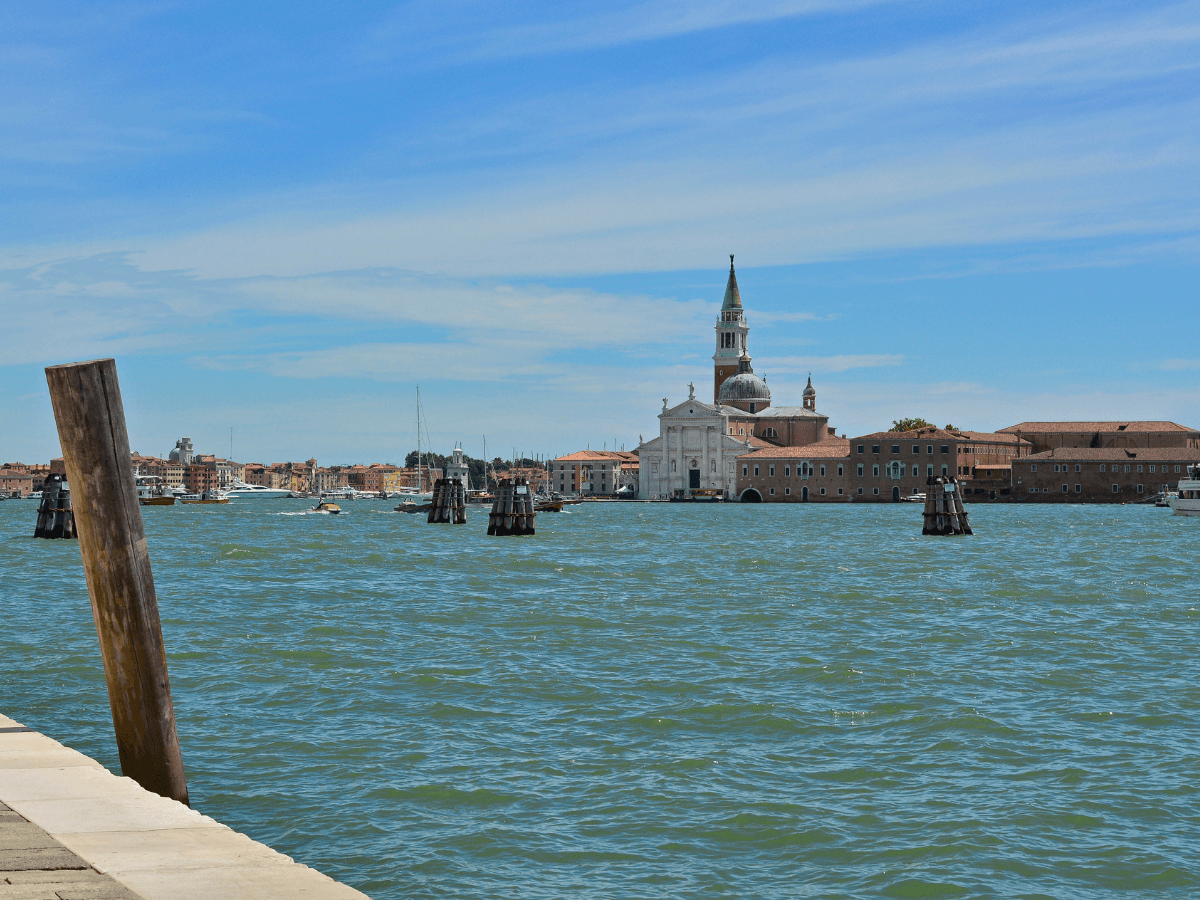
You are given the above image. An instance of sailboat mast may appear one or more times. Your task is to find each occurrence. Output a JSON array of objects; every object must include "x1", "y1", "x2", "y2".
[{"x1": 416, "y1": 385, "x2": 422, "y2": 495}]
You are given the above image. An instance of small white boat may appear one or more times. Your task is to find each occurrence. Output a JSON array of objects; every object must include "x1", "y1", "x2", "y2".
[
  {"x1": 136, "y1": 474, "x2": 175, "y2": 506},
  {"x1": 901, "y1": 492, "x2": 926, "y2": 503},
  {"x1": 1167, "y1": 464, "x2": 1200, "y2": 516},
  {"x1": 223, "y1": 481, "x2": 291, "y2": 500}
]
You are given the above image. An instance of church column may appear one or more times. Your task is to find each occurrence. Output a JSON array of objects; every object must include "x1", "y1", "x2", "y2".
[{"x1": 702, "y1": 425, "x2": 710, "y2": 490}]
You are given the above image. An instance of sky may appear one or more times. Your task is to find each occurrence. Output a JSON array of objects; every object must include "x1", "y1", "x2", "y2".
[{"x1": 2, "y1": 0, "x2": 1198, "y2": 465}]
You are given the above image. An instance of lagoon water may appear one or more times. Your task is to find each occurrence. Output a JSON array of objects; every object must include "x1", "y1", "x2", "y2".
[{"x1": 2, "y1": 498, "x2": 1199, "y2": 898}]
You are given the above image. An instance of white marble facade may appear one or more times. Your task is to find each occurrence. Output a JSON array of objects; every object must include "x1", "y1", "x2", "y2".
[{"x1": 637, "y1": 383, "x2": 752, "y2": 499}]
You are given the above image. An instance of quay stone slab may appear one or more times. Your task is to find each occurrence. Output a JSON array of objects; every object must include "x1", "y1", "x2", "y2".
[
  {"x1": 115, "y1": 861, "x2": 368, "y2": 900},
  {"x1": 58, "y1": 828, "x2": 293, "y2": 874},
  {"x1": 0, "y1": 714, "x2": 370, "y2": 899}
]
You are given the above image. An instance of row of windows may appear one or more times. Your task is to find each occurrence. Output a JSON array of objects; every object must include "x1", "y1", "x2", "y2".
[
  {"x1": 767, "y1": 486, "x2": 843, "y2": 496},
  {"x1": 1031, "y1": 463, "x2": 1185, "y2": 474},
  {"x1": 745, "y1": 462, "x2": 950, "y2": 478},
  {"x1": 1030, "y1": 484, "x2": 1159, "y2": 494},
  {"x1": 859, "y1": 444, "x2": 949, "y2": 455}
]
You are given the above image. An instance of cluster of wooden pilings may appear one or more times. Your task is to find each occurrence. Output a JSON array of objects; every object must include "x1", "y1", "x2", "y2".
[
  {"x1": 34, "y1": 474, "x2": 76, "y2": 539},
  {"x1": 487, "y1": 477, "x2": 536, "y2": 536},
  {"x1": 427, "y1": 478, "x2": 466, "y2": 524},
  {"x1": 922, "y1": 476, "x2": 973, "y2": 535}
]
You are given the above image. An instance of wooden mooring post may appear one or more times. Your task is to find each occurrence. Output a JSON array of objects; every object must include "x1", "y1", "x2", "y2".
[
  {"x1": 45, "y1": 358, "x2": 189, "y2": 805},
  {"x1": 427, "y1": 477, "x2": 466, "y2": 524},
  {"x1": 33, "y1": 473, "x2": 76, "y2": 539},
  {"x1": 922, "y1": 475, "x2": 973, "y2": 536},
  {"x1": 487, "y1": 477, "x2": 535, "y2": 536}
]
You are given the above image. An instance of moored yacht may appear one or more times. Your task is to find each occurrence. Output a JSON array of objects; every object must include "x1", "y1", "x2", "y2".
[
  {"x1": 224, "y1": 481, "x2": 292, "y2": 500},
  {"x1": 1167, "y1": 464, "x2": 1200, "y2": 516}
]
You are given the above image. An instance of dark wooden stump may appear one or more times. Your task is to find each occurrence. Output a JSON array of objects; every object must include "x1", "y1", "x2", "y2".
[
  {"x1": 922, "y1": 476, "x2": 973, "y2": 535},
  {"x1": 33, "y1": 474, "x2": 76, "y2": 539},
  {"x1": 427, "y1": 478, "x2": 467, "y2": 524},
  {"x1": 487, "y1": 477, "x2": 535, "y2": 536}
]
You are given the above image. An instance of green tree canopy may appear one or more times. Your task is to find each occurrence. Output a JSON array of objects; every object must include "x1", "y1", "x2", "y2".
[{"x1": 890, "y1": 417, "x2": 933, "y2": 432}]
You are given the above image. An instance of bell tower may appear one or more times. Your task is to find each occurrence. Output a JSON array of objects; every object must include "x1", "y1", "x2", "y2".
[{"x1": 712, "y1": 255, "x2": 749, "y2": 402}]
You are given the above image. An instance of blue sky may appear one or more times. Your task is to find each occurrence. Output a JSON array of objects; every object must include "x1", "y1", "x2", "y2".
[{"x1": 2, "y1": 0, "x2": 1198, "y2": 465}]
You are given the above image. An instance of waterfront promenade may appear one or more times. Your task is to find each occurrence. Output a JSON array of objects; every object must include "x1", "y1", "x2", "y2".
[{"x1": 1, "y1": 712, "x2": 366, "y2": 899}]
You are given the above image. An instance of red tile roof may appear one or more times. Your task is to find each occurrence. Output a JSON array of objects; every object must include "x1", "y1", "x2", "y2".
[
  {"x1": 739, "y1": 438, "x2": 851, "y2": 459},
  {"x1": 852, "y1": 428, "x2": 962, "y2": 441},
  {"x1": 1018, "y1": 448, "x2": 1200, "y2": 461},
  {"x1": 555, "y1": 450, "x2": 638, "y2": 462},
  {"x1": 1000, "y1": 421, "x2": 1197, "y2": 434}
]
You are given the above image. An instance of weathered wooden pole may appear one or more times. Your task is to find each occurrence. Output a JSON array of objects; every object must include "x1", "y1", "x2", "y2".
[{"x1": 45, "y1": 359, "x2": 189, "y2": 805}]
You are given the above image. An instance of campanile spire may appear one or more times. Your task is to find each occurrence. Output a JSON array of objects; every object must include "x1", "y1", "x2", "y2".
[{"x1": 713, "y1": 254, "x2": 749, "y2": 401}]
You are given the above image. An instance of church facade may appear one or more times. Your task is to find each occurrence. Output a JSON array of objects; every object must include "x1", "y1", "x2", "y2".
[{"x1": 637, "y1": 256, "x2": 842, "y2": 499}]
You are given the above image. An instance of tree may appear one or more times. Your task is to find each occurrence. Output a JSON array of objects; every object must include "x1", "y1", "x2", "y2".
[
  {"x1": 890, "y1": 418, "x2": 933, "y2": 432},
  {"x1": 943, "y1": 424, "x2": 960, "y2": 432}
]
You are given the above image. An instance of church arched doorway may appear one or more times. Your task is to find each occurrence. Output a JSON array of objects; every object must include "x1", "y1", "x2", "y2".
[
  {"x1": 892, "y1": 486, "x2": 900, "y2": 502},
  {"x1": 801, "y1": 486, "x2": 808, "y2": 502},
  {"x1": 688, "y1": 459, "x2": 700, "y2": 490},
  {"x1": 739, "y1": 488, "x2": 762, "y2": 503}
]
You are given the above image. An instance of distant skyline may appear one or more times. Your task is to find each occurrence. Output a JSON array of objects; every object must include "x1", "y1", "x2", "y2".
[{"x1": 2, "y1": 1, "x2": 1198, "y2": 464}]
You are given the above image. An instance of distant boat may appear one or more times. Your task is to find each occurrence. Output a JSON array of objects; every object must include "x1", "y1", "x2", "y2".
[
  {"x1": 1167, "y1": 464, "x2": 1200, "y2": 517},
  {"x1": 180, "y1": 490, "x2": 229, "y2": 504},
  {"x1": 312, "y1": 500, "x2": 342, "y2": 515},
  {"x1": 136, "y1": 474, "x2": 175, "y2": 506},
  {"x1": 535, "y1": 498, "x2": 564, "y2": 512},
  {"x1": 224, "y1": 481, "x2": 291, "y2": 500},
  {"x1": 395, "y1": 500, "x2": 432, "y2": 514}
]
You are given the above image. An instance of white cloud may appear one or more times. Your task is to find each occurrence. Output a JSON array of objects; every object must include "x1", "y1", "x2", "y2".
[{"x1": 756, "y1": 354, "x2": 904, "y2": 374}]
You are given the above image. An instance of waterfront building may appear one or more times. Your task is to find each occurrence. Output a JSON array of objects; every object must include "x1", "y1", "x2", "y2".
[
  {"x1": 444, "y1": 446, "x2": 471, "y2": 490},
  {"x1": 313, "y1": 467, "x2": 349, "y2": 493},
  {"x1": 732, "y1": 439, "x2": 852, "y2": 502},
  {"x1": 184, "y1": 462, "x2": 220, "y2": 493},
  {"x1": 551, "y1": 451, "x2": 638, "y2": 497},
  {"x1": 736, "y1": 427, "x2": 1035, "y2": 502},
  {"x1": 637, "y1": 256, "x2": 840, "y2": 499},
  {"x1": 0, "y1": 464, "x2": 34, "y2": 497},
  {"x1": 999, "y1": 421, "x2": 1200, "y2": 453},
  {"x1": 1012, "y1": 448, "x2": 1200, "y2": 502}
]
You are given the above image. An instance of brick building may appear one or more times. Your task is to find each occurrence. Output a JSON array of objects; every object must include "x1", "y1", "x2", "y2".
[
  {"x1": 551, "y1": 451, "x2": 637, "y2": 497},
  {"x1": 1, "y1": 464, "x2": 35, "y2": 497},
  {"x1": 1012, "y1": 448, "x2": 1200, "y2": 502},
  {"x1": 735, "y1": 427, "x2": 1032, "y2": 502},
  {"x1": 999, "y1": 421, "x2": 1200, "y2": 453}
]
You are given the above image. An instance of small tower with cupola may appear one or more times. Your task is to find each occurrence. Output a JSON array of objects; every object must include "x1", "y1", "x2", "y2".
[
  {"x1": 713, "y1": 255, "x2": 750, "y2": 402},
  {"x1": 803, "y1": 375, "x2": 816, "y2": 411}
]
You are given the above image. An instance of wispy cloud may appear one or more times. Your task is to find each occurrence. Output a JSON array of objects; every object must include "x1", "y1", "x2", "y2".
[
  {"x1": 1160, "y1": 358, "x2": 1200, "y2": 371},
  {"x1": 757, "y1": 354, "x2": 904, "y2": 374},
  {"x1": 360, "y1": 0, "x2": 895, "y2": 68}
]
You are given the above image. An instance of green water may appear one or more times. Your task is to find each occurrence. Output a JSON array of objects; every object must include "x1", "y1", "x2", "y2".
[{"x1": 2, "y1": 499, "x2": 1198, "y2": 898}]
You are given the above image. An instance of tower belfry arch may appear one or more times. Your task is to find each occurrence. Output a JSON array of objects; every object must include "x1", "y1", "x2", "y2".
[{"x1": 712, "y1": 254, "x2": 750, "y2": 402}]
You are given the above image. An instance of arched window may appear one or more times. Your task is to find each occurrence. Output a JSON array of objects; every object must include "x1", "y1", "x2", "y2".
[{"x1": 761, "y1": 427, "x2": 778, "y2": 439}]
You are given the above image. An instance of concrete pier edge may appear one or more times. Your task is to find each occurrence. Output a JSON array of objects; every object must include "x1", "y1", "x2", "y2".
[{"x1": 1, "y1": 712, "x2": 368, "y2": 899}]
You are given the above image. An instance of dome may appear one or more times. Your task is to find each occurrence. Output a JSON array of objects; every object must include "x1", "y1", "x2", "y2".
[
  {"x1": 719, "y1": 372, "x2": 771, "y2": 402},
  {"x1": 168, "y1": 447, "x2": 180, "y2": 462}
]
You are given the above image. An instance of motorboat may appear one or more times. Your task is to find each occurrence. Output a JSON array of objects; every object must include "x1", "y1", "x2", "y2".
[
  {"x1": 181, "y1": 490, "x2": 229, "y2": 504},
  {"x1": 136, "y1": 475, "x2": 175, "y2": 506},
  {"x1": 312, "y1": 500, "x2": 342, "y2": 514},
  {"x1": 1167, "y1": 465, "x2": 1200, "y2": 516},
  {"x1": 394, "y1": 499, "x2": 432, "y2": 514},
  {"x1": 223, "y1": 481, "x2": 291, "y2": 500}
]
